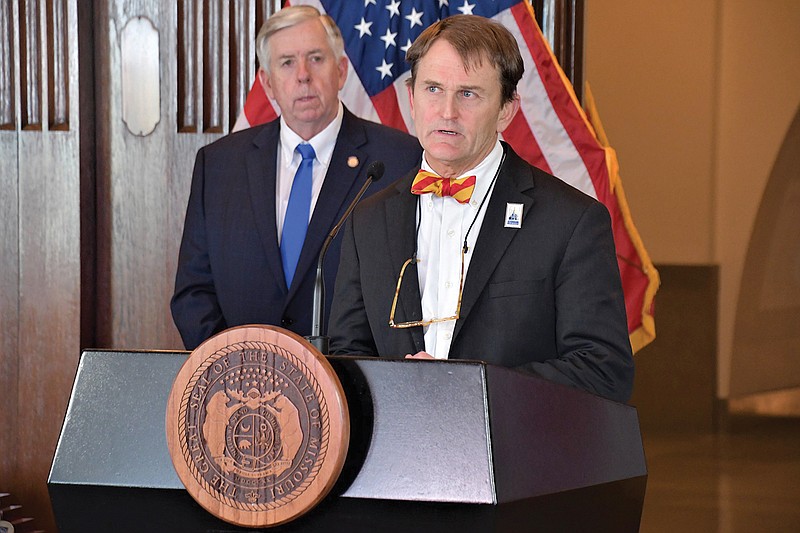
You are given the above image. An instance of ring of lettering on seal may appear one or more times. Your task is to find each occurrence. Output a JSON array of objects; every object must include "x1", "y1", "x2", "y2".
[{"x1": 166, "y1": 325, "x2": 349, "y2": 528}]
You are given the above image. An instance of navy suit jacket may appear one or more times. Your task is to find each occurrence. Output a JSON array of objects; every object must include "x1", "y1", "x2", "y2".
[
  {"x1": 171, "y1": 108, "x2": 422, "y2": 349},
  {"x1": 328, "y1": 143, "x2": 634, "y2": 403}
]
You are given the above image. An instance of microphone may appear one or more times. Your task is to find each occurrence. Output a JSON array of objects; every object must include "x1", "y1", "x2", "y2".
[{"x1": 306, "y1": 160, "x2": 385, "y2": 354}]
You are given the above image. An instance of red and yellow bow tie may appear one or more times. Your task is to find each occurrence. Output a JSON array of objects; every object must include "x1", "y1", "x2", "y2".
[{"x1": 410, "y1": 170, "x2": 476, "y2": 204}]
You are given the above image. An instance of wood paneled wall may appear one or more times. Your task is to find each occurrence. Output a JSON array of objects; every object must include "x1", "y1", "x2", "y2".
[
  {"x1": 0, "y1": 0, "x2": 86, "y2": 529},
  {"x1": 95, "y1": 0, "x2": 263, "y2": 351}
]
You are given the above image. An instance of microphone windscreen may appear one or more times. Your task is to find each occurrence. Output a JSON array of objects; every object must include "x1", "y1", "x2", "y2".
[{"x1": 366, "y1": 160, "x2": 385, "y2": 182}]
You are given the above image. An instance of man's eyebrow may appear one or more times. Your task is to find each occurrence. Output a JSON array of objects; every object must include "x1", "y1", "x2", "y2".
[
  {"x1": 420, "y1": 78, "x2": 484, "y2": 92},
  {"x1": 276, "y1": 48, "x2": 325, "y2": 60}
]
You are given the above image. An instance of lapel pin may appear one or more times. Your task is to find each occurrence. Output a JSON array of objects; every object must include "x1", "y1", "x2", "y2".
[
  {"x1": 347, "y1": 156, "x2": 359, "y2": 168},
  {"x1": 504, "y1": 203, "x2": 523, "y2": 229}
]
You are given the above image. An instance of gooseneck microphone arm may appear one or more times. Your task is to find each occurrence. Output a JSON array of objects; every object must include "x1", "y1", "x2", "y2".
[{"x1": 306, "y1": 160, "x2": 385, "y2": 354}]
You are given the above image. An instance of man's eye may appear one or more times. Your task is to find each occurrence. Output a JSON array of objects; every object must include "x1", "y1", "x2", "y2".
[
  {"x1": 426, "y1": 86, "x2": 439, "y2": 93},
  {"x1": 462, "y1": 90, "x2": 474, "y2": 98}
]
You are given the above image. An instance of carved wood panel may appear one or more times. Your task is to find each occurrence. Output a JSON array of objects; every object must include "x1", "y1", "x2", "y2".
[
  {"x1": 95, "y1": 0, "x2": 280, "y2": 352},
  {"x1": 0, "y1": 0, "x2": 20, "y2": 518},
  {"x1": 0, "y1": 1, "x2": 84, "y2": 531}
]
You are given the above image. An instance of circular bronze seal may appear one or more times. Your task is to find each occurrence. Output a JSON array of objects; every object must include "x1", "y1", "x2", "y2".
[{"x1": 166, "y1": 325, "x2": 349, "y2": 528}]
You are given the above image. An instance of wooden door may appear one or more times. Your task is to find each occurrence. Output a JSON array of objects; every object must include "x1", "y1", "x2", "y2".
[{"x1": 94, "y1": 0, "x2": 272, "y2": 351}]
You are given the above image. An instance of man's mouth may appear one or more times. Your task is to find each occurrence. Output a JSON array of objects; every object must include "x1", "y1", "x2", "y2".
[{"x1": 435, "y1": 129, "x2": 459, "y2": 136}]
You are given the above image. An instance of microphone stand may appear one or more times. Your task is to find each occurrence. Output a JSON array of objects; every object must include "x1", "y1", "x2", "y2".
[{"x1": 305, "y1": 161, "x2": 384, "y2": 354}]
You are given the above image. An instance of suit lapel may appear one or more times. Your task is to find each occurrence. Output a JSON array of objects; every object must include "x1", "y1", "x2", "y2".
[
  {"x1": 452, "y1": 148, "x2": 535, "y2": 341},
  {"x1": 288, "y1": 109, "x2": 367, "y2": 299},
  {"x1": 385, "y1": 171, "x2": 425, "y2": 349},
  {"x1": 246, "y1": 123, "x2": 286, "y2": 292}
]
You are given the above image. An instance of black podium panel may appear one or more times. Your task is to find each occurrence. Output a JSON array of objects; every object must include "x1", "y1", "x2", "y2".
[
  {"x1": 49, "y1": 350, "x2": 647, "y2": 530},
  {"x1": 485, "y1": 364, "x2": 646, "y2": 502},
  {"x1": 48, "y1": 477, "x2": 646, "y2": 533}
]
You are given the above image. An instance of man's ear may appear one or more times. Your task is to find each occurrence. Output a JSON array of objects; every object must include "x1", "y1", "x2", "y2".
[
  {"x1": 337, "y1": 56, "x2": 349, "y2": 90},
  {"x1": 497, "y1": 93, "x2": 521, "y2": 133},
  {"x1": 258, "y1": 68, "x2": 274, "y2": 100}
]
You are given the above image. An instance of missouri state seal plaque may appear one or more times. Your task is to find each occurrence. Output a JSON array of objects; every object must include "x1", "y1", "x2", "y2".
[{"x1": 166, "y1": 325, "x2": 349, "y2": 527}]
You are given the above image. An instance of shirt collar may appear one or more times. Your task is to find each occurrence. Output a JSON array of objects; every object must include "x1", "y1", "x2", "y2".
[
  {"x1": 278, "y1": 101, "x2": 344, "y2": 167},
  {"x1": 419, "y1": 139, "x2": 504, "y2": 206}
]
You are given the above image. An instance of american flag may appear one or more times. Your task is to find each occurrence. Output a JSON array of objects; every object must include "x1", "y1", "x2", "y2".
[{"x1": 235, "y1": 0, "x2": 659, "y2": 352}]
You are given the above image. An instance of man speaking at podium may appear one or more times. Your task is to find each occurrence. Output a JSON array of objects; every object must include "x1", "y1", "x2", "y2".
[
  {"x1": 171, "y1": 6, "x2": 421, "y2": 350},
  {"x1": 329, "y1": 15, "x2": 634, "y2": 404}
]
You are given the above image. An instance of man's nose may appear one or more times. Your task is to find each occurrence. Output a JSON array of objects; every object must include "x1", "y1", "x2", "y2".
[
  {"x1": 441, "y1": 94, "x2": 458, "y2": 119},
  {"x1": 297, "y1": 59, "x2": 311, "y2": 83}
]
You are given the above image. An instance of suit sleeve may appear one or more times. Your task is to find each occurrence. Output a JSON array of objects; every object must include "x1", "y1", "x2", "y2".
[
  {"x1": 328, "y1": 216, "x2": 380, "y2": 356},
  {"x1": 170, "y1": 148, "x2": 227, "y2": 350},
  {"x1": 519, "y1": 201, "x2": 634, "y2": 403}
]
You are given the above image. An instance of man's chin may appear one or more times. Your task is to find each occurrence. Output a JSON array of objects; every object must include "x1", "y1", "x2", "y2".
[
  {"x1": 285, "y1": 110, "x2": 324, "y2": 128},
  {"x1": 291, "y1": 105, "x2": 322, "y2": 118},
  {"x1": 423, "y1": 144, "x2": 464, "y2": 165}
]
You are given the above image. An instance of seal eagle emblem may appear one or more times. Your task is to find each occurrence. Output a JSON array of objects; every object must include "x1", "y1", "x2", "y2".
[{"x1": 166, "y1": 325, "x2": 349, "y2": 528}]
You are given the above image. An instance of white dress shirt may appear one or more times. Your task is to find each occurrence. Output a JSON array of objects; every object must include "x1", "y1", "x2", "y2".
[
  {"x1": 276, "y1": 102, "x2": 344, "y2": 244},
  {"x1": 416, "y1": 140, "x2": 505, "y2": 359}
]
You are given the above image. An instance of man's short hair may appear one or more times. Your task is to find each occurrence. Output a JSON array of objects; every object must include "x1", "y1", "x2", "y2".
[
  {"x1": 256, "y1": 5, "x2": 345, "y2": 73},
  {"x1": 406, "y1": 15, "x2": 524, "y2": 104}
]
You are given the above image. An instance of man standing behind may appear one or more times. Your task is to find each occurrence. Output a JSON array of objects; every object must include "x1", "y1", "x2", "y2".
[
  {"x1": 171, "y1": 6, "x2": 422, "y2": 350},
  {"x1": 329, "y1": 15, "x2": 634, "y2": 403}
]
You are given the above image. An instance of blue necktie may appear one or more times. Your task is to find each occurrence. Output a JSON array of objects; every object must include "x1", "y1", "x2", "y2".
[{"x1": 281, "y1": 143, "x2": 316, "y2": 289}]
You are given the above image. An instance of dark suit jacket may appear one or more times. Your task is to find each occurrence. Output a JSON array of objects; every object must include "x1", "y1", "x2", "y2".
[
  {"x1": 171, "y1": 108, "x2": 422, "y2": 350},
  {"x1": 329, "y1": 143, "x2": 634, "y2": 403}
]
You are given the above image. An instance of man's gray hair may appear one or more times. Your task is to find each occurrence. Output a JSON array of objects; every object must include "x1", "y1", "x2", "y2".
[{"x1": 256, "y1": 5, "x2": 345, "y2": 73}]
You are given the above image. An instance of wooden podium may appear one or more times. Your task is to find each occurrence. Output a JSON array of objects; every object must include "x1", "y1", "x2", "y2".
[{"x1": 49, "y1": 349, "x2": 646, "y2": 532}]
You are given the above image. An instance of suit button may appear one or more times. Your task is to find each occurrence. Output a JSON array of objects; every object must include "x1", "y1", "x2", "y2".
[{"x1": 281, "y1": 317, "x2": 294, "y2": 327}]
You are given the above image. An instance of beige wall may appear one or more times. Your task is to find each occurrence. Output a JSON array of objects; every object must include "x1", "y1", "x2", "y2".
[
  {"x1": 585, "y1": 0, "x2": 800, "y2": 398},
  {"x1": 586, "y1": 0, "x2": 719, "y2": 264}
]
